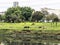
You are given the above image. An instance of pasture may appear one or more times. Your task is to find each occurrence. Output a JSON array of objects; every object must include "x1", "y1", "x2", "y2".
[{"x1": 0, "y1": 22, "x2": 60, "y2": 31}]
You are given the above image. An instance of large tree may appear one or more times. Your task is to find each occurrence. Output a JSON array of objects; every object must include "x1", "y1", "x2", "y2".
[
  {"x1": 31, "y1": 11, "x2": 44, "y2": 22},
  {"x1": 0, "y1": 15, "x2": 6, "y2": 22},
  {"x1": 21, "y1": 7, "x2": 34, "y2": 21},
  {"x1": 46, "y1": 13, "x2": 59, "y2": 26},
  {"x1": 46, "y1": 13, "x2": 59, "y2": 21},
  {"x1": 5, "y1": 7, "x2": 22, "y2": 23},
  {"x1": 41, "y1": 8, "x2": 49, "y2": 22},
  {"x1": 41, "y1": 8, "x2": 49, "y2": 15},
  {"x1": 53, "y1": 15, "x2": 59, "y2": 26},
  {"x1": 5, "y1": 6, "x2": 34, "y2": 22}
]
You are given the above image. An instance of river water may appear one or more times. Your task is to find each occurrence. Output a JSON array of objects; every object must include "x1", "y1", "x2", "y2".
[{"x1": 0, "y1": 30, "x2": 60, "y2": 45}]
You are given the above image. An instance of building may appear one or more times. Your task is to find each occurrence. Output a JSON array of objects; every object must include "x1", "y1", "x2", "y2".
[{"x1": 13, "y1": 1, "x2": 19, "y2": 7}]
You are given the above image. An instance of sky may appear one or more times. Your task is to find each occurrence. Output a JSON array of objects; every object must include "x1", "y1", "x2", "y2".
[{"x1": 0, "y1": 0, "x2": 60, "y2": 12}]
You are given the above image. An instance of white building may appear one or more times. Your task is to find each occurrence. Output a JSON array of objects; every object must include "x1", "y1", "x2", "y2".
[{"x1": 13, "y1": 1, "x2": 19, "y2": 7}]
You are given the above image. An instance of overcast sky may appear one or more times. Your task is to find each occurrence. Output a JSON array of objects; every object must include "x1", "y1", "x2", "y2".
[{"x1": 0, "y1": 0, "x2": 60, "y2": 12}]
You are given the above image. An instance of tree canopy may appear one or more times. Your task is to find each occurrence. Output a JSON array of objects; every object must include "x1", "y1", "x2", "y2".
[
  {"x1": 5, "y1": 6, "x2": 34, "y2": 22},
  {"x1": 0, "y1": 6, "x2": 59, "y2": 23},
  {"x1": 31, "y1": 11, "x2": 44, "y2": 22}
]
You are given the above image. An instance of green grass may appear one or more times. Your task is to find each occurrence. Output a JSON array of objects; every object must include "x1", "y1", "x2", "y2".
[{"x1": 0, "y1": 22, "x2": 60, "y2": 31}]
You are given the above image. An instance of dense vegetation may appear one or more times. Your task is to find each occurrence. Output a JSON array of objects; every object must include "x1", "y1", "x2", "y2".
[
  {"x1": 0, "y1": 6, "x2": 59, "y2": 23},
  {"x1": 0, "y1": 6, "x2": 60, "y2": 45}
]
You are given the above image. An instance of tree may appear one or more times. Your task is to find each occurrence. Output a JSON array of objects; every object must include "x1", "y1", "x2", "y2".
[
  {"x1": 46, "y1": 13, "x2": 58, "y2": 22},
  {"x1": 53, "y1": 17, "x2": 59, "y2": 26},
  {"x1": 21, "y1": 7, "x2": 34, "y2": 21},
  {"x1": 41, "y1": 8, "x2": 49, "y2": 15},
  {"x1": 0, "y1": 15, "x2": 6, "y2": 22},
  {"x1": 5, "y1": 6, "x2": 34, "y2": 22},
  {"x1": 0, "y1": 15, "x2": 2, "y2": 21},
  {"x1": 41, "y1": 8, "x2": 49, "y2": 21},
  {"x1": 46, "y1": 15, "x2": 52, "y2": 22},
  {"x1": 5, "y1": 7, "x2": 22, "y2": 23},
  {"x1": 31, "y1": 11, "x2": 44, "y2": 22},
  {"x1": 50, "y1": 13, "x2": 58, "y2": 22},
  {"x1": 46, "y1": 13, "x2": 59, "y2": 26}
]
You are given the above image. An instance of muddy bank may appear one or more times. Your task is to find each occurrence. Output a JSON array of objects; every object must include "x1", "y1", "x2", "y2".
[{"x1": 0, "y1": 30, "x2": 60, "y2": 45}]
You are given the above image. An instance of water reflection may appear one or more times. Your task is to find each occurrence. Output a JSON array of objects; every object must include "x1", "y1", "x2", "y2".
[{"x1": 0, "y1": 30, "x2": 60, "y2": 45}]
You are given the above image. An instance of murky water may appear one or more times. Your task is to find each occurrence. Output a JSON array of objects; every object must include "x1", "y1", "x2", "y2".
[{"x1": 0, "y1": 30, "x2": 60, "y2": 45}]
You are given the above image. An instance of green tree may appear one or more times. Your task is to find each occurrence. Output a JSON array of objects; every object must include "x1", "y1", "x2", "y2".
[
  {"x1": 46, "y1": 13, "x2": 59, "y2": 26},
  {"x1": 46, "y1": 15, "x2": 51, "y2": 22},
  {"x1": 21, "y1": 7, "x2": 34, "y2": 21},
  {"x1": 41, "y1": 8, "x2": 49, "y2": 22},
  {"x1": 31, "y1": 11, "x2": 44, "y2": 22},
  {"x1": 0, "y1": 15, "x2": 6, "y2": 22},
  {"x1": 5, "y1": 7, "x2": 34, "y2": 22},
  {"x1": 53, "y1": 17, "x2": 59, "y2": 26},
  {"x1": 5, "y1": 7, "x2": 22, "y2": 23},
  {"x1": 46, "y1": 13, "x2": 58, "y2": 21},
  {"x1": 0, "y1": 15, "x2": 2, "y2": 21},
  {"x1": 41, "y1": 8, "x2": 49, "y2": 15}
]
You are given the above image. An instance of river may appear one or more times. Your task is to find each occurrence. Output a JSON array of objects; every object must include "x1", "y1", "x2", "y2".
[{"x1": 0, "y1": 29, "x2": 60, "y2": 45}]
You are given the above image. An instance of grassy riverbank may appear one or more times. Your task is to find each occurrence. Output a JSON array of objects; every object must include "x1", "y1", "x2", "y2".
[{"x1": 0, "y1": 22, "x2": 60, "y2": 30}]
